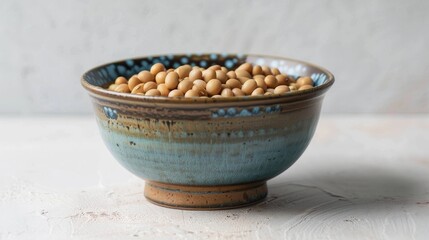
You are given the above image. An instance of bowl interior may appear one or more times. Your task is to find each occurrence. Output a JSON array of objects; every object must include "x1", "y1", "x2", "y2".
[{"x1": 82, "y1": 53, "x2": 333, "y2": 90}]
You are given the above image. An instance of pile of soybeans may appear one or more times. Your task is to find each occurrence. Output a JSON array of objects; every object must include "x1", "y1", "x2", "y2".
[{"x1": 106, "y1": 63, "x2": 314, "y2": 98}]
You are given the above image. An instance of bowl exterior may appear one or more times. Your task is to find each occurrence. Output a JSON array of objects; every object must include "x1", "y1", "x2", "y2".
[
  {"x1": 91, "y1": 95, "x2": 323, "y2": 185},
  {"x1": 82, "y1": 54, "x2": 334, "y2": 186}
]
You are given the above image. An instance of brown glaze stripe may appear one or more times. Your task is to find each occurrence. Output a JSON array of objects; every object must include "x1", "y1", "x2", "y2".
[
  {"x1": 92, "y1": 98, "x2": 212, "y2": 120},
  {"x1": 85, "y1": 86, "x2": 331, "y2": 110},
  {"x1": 91, "y1": 94, "x2": 325, "y2": 120}
]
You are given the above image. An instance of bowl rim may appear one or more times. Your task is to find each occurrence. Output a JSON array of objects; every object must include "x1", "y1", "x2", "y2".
[{"x1": 81, "y1": 53, "x2": 335, "y2": 104}]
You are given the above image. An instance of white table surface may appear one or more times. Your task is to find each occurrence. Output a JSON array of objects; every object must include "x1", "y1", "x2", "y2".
[{"x1": 1, "y1": 114, "x2": 428, "y2": 240}]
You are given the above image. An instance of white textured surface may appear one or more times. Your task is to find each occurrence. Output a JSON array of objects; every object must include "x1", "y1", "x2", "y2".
[
  {"x1": 1, "y1": 0, "x2": 429, "y2": 114},
  {"x1": 1, "y1": 114, "x2": 429, "y2": 239}
]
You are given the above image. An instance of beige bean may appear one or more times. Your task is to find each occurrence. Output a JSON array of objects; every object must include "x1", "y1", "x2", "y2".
[
  {"x1": 150, "y1": 63, "x2": 165, "y2": 75},
  {"x1": 108, "y1": 84, "x2": 118, "y2": 91},
  {"x1": 157, "y1": 84, "x2": 170, "y2": 96},
  {"x1": 262, "y1": 66, "x2": 272, "y2": 75},
  {"x1": 221, "y1": 66, "x2": 228, "y2": 73},
  {"x1": 175, "y1": 65, "x2": 192, "y2": 79},
  {"x1": 115, "y1": 76, "x2": 128, "y2": 85},
  {"x1": 253, "y1": 74, "x2": 265, "y2": 81},
  {"x1": 193, "y1": 79, "x2": 207, "y2": 89},
  {"x1": 208, "y1": 65, "x2": 221, "y2": 71},
  {"x1": 211, "y1": 95, "x2": 222, "y2": 98},
  {"x1": 225, "y1": 79, "x2": 241, "y2": 89},
  {"x1": 235, "y1": 69, "x2": 252, "y2": 78},
  {"x1": 221, "y1": 88, "x2": 234, "y2": 97},
  {"x1": 254, "y1": 77, "x2": 267, "y2": 91},
  {"x1": 232, "y1": 88, "x2": 245, "y2": 96},
  {"x1": 177, "y1": 79, "x2": 193, "y2": 93},
  {"x1": 165, "y1": 72, "x2": 179, "y2": 90},
  {"x1": 289, "y1": 85, "x2": 298, "y2": 91},
  {"x1": 206, "y1": 79, "x2": 222, "y2": 96},
  {"x1": 155, "y1": 71, "x2": 167, "y2": 84},
  {"x1": 299, "y1": 85, "x2": 314, "y2": 90},
  {"x1": 297, "y1": 77, "x2": 314, "y2": 87},
  {"x1": 251, "y1": 87, "x2": 265, "y2": 96},
  {"x1": 192, "y1": 85, "x2": 207, "y2": 96},
  {"x1": 168, "y1": 89, "x2": 184, "y2": 97},
  {"x1": 276, "y1": 74, "x2": 288, "y2": 85},
  {"x1": 236, "y1": 63, "x2": 253, "y2": 73},
  {"x1": 202, "y1": 69, "x2": 216, "y2": 82},
  {"x1": 184, "y1": 89, "x2": 200, "y2": 98},
  {"x1": 115, "y1": 84, "x2": 131, "y2": 93},
  {"x1": 252, "y1": 65, "x2": 263, "y2": 75},
  {"x1": 143, "y1": 82, "x2": 158, "y2": 93},
  {"x1": 216, "y1": 70, "x2": 228, "y2": 83},
  {"x1": 241, "y1": 79, "x2": 257, "y2": 95},
  {"x1": 128, "y1": 76, "x2": 142, "y2": 91},
  {"x1": 145, "y1": 89, "x2": 161, "y2": 96},
  {"x1": 289, "y1": 83, "x2": 299, "y2": 89},
  {"x1": 271, "y1": 67, "x2": 280, "y2": 75},
  {"x1": 189, "y1": 69, "x2": 203, "y2": 81},
  {"x1": 226, "y1": 71, "x2": 237, "y2": 79},
  {"x1": 266, "y1": 88, "x2": 275, "y2": 93},
  {"x1": 131, "y1": 83, "x2": 145, "y2": 94},
  {"x1": 264, "y1": 91, "x2": 273, "y2": 96},
  {"x1": 274, "y1": 85, "x2": 290, "y2": 94},
  {"x1": 137, "y1": 70, "x2": 155, "y2": 83},
  {"x1": 264, "y1": 75, "x2": 278, "y2": 88}
]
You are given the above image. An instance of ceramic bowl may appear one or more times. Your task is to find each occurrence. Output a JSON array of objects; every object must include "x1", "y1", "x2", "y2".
[{"x1": 81, "y1": 53, "x2": 334, "y2": 210}]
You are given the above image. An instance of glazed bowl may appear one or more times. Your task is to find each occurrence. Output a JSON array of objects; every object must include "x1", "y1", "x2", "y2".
[{"x1": 81, "y1": 53, "x2": 334, "y2": 210}]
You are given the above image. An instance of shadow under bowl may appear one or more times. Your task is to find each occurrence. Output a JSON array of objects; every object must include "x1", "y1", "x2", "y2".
[{"x1": 81, "y1": 53, "x2": 334, "y2": 210}]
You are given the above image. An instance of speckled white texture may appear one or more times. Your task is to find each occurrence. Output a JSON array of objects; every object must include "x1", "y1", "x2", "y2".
[
  {"x1": 1, "y1": 115, "x2": 429, "y2": 239},
  {"x1": 0, "y1": 0, "x2": 428, "y2": 114}
]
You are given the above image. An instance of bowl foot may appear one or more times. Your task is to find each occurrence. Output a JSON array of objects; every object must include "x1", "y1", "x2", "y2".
[{"x1": 144, "y1": 181, "x2": 267, "y2": 210}]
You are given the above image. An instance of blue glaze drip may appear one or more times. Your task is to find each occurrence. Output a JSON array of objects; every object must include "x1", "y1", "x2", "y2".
[
  {"x1": 103, "y1": 107, "x2": 118, "y2": 120},
  {"x1": 227, "y1": 108, "x2": 237, "y2": 116},
  {"x1": 125, "y1": 59, "x2": 134, "y2": 66},
  {"x1": 239, "y1": 109, "x2": 252, "y2": 117},
  {"x1": 117, "y1": 65, "x2": 126, "y2": 75},
  {"x1": 106, "y1": 65, "x2": 117, "y2": 79},
  {"x1": 180, "y1": 57, "x2": 189, "y2": 64},
  {"x1": 225, "y1": 60, "x2": 233, "y2": 68},
  {"x1": 252, "y1": 107, "x2": 260, "y2": 115},
  {"x1": 200, "y1": 60, "x2": 207, "y2": 67},
  {"x1": 217, "y1": 109, "x2": 226, "y2": 116}
]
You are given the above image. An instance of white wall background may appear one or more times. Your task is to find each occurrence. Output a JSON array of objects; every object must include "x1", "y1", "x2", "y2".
[{"x1": 1, "y1": 0, "x2": 428, "y2": 114}]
